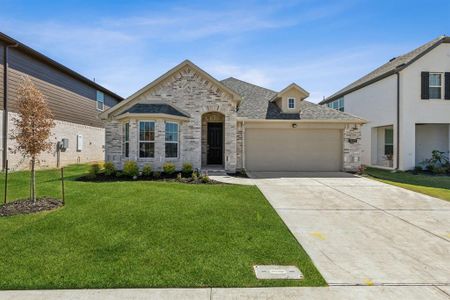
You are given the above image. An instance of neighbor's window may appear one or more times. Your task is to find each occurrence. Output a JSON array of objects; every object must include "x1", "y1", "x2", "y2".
[
  {"x1": 96, "y1": 91, "x2": 105, "y2": 111},
  {"x1": 328, "y1": 97, "x2": 344, "y2": 111},
  {"x1": 429, "y1": 73, "x2": 442, "y2": 99},
  {"x1": 165, "y1": 122, "x2": 179, "y2": 158},
  {"x1": 139, "y1": 121, "x2": 155, "y2": 158},
  {"x1": 123, "y1": 122, "x2": 129, "y2": 158},
  {"x1": 288, "y1": 98, "x2": 295, "y2": 109},
  {"x1": 384, "y1": 128, "x2": 394, "y2": 156}
]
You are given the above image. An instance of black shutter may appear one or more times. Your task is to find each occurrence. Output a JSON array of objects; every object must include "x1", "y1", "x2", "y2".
[
  {"x1": 445, "y1": 72, "x2": 450, "y2": 100},
  {"x1": 421, "y1": 72, "x2": 429, "y2": 100}
]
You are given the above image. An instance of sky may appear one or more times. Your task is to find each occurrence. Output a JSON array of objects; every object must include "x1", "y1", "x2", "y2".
[{"x1": 1, "y1": 0, "x2": 449, "y2": 102}]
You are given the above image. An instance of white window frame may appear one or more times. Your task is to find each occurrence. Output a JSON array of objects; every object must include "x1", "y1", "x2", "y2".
[
  {"x1": 96, "y1": 91, "x2": 105, "y2": 111},
  {"x1": 429, "y1": 72, "x2": 443, "y2": 99},
  {"x1": 287, "y1": 97, "x2": 296, "y2": 109},
  {"x1": 138, "y1": 120, "x2": 155, "y2": 159},
  {"x1": 122, "y1": 122, "x2": 130, "y2": 158},
  {"x1": 165, "y1": 121, "x2": 179, "y2": 159},
  {"x1": 329, "y1": 97, "x2": 344, "y2": 112}
]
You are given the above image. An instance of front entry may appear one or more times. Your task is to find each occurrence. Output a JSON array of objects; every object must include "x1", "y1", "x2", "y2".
[{"x1": 207, "y1": 123, "x2": 223, "y2": 165}]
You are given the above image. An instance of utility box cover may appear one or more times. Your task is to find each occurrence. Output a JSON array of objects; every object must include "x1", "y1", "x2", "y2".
[
  {"x1": 254, "y1": 265, "x2": 303, "y2": 280},
  {"x1": 77, "y1": 134, "x2": 83, "y2": 151}
]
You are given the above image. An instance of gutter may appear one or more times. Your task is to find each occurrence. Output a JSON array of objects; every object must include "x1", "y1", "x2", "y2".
[{"x1": 2, "y1": 42, "x2": 18, "y2": 171}]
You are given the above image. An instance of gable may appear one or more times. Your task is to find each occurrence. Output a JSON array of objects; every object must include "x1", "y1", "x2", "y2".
[{"x1": 101, "y1": 60, "x2": 241, "y2": 119}]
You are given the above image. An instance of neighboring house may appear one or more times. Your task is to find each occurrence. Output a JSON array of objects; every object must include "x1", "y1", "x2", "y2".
[
  {"x1": 101, "y1": 60, "x2": 364, "y2": 173},
  {"x1": 0, "y1": 32, "x2": 123, "y2": 170},
  {"x1": 320, "y1": 36, "x2": 450, "y2": 171}
]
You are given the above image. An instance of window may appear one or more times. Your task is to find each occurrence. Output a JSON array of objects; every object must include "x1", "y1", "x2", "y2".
[
  {"x1": 96, "y1": 91, "x2": 105, "y2": 111},
  {"x1": 139, "y1": 121, "x2": 155, "y2": 158},
  {"x1": 288, "y1": 98, "x2": 295, "y2": 109},
  {"x1": 429, "y1": 73, "x2": 442, "y2": 99},
  {"x1": 384, "y1": 128, "x2": 394, "y2": 156},
  {"x1": 327, "y1": 97, "x2": 344, "y2": 111},
  {"x1": 123, "y1": 122, "x2": 129, "y2": 158},
  {"x1": 165, "y1": 122, "x2": 179, "y2": 158}
]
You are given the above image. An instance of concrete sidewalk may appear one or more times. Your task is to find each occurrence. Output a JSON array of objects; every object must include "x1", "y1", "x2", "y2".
[{"x1": 0, "y1": 286, "x2": 449, "y2": 300}]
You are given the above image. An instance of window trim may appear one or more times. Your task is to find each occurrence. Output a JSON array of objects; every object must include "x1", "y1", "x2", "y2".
[
  {"x1": 122, "y1": 122, "x2": 130, "y2": 158},
  {"x1": 165, "y1": 121, "x2": 179, "y2": 159},
  {"x1": 328, "y1": 97, "x2": 344, "y2": 112},
  {"x1": 96, "y1": 91, "x2": 105, "y2": 111},
  {"x1": 384, "y1": 128, "x2": 394, "y2": 156},
  {"x1": 138, "y1": 120, "x2": 156, "y2": 159},
  {"x1": 287, "y1": 97, "x2": 296, "y2": 109},
  {"x1": 429, "y1": 72, "x2": 443, "y2": 100}
]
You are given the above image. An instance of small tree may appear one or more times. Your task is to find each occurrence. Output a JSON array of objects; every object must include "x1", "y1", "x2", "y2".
[{"x1": 11, "y1": 77, "x2": 55, "y2": 203}]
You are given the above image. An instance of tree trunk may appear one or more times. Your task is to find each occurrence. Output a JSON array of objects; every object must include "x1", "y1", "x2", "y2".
[{"x1": 31, "y1": 158, "x2": 36, "y2": 204}]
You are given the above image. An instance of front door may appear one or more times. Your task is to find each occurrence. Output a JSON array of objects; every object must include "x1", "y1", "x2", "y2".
[{"x1": 207, "y1": 123, "x2": 223, "y2": 165}]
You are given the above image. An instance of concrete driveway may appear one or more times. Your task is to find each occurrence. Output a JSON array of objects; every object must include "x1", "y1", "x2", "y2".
[{"x1": 251, "y1": 172, "x2": 450, "y2": 286}]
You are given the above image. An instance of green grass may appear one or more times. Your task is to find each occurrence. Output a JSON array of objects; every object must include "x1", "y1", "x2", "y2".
[
  {"x1": 364, "y1": 167, "x2": 450, "y2": 202},
  {"x1": 0, "y1": 165, "x2": 325, "y2": 289}
]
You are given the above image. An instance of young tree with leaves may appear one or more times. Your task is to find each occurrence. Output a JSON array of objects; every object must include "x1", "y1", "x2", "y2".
[{"x1": 11, "y1": 77, "x2": 55, "y2": 203}]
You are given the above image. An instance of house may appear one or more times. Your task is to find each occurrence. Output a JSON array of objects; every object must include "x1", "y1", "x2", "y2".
[
  {"x1": 100, "y1": 60, "x2": 364, "y2": 173},
  {"x1": 320, "y1": 36, "x2": 450, "y2": 171},
  {"x1": 0, "y1": 32, "x2": 123, "y2": 170}
]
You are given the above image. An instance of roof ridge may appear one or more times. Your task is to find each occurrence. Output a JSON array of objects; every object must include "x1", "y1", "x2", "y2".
[
  {"x1": 221, "y1": 77, "x2": 277, "y2": 93},
  {"x1": 321, "y1": 35, "x2": 448, "y2": 103}
]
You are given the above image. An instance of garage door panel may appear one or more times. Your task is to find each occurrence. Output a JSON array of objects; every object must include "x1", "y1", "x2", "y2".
[{"x1": 245, "y1": 128, "x2": 342, "y2": 171}]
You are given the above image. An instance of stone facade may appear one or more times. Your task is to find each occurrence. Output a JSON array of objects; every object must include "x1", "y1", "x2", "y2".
[
  {"x1": 2, "y1": 111, "x2": 105, "y2": 171},
  {"x1": 105, "y1": 66, "x2": 238, "y2": 172},
  {"x1": 343, "y1": 123, "x2": 362, "y2": 172}
]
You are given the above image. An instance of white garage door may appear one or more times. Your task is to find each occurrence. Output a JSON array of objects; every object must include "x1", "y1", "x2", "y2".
[{"x1": 245, "y1": 128, "x2": 343, "y2": 171}]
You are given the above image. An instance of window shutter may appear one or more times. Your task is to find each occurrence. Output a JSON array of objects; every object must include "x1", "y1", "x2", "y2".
[
  {"x1": 421, "y1": 72, "x2": 429, "y2": 100},
  {"x1": 445, "y1": 72, "x2": 450, "y2": 100}
]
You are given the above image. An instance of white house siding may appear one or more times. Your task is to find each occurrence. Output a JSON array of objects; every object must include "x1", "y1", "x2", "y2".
[
  {"x1": 2, "y1": 111, "x2": 105, "y2": 171},
  {"x1": 415, "y1": 124, "x2": 449, "y2": 165},
  {"x1": 399, "y1": 43, "x2": 450, "y2": 170},
  {"x1": 340, "y1": 75, "x2": 398, "y2": 168}
]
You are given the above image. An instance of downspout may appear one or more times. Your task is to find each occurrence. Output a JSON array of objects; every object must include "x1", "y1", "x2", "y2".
[
  {"x1": 2, "y1": 42, "x2": 18, "y2": 171},
  {"x1": 242, "y1": 120, "x2": 246, "y2": 171},
  {"x1": 396, "y1": 72, "x2": 400, "y2": 170}
]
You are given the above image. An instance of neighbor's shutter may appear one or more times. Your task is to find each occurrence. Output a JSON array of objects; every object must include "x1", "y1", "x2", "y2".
[
  {"x1": 421, "y1": 72, "x2": 429, "y2": 100},
  {"x1": 445, "y1": 72, "x2": 450, "y2": 100}
]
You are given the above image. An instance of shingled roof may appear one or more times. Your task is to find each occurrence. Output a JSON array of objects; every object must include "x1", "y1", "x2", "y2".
[
  {"x1": 321, "y1": 35, "x2": 450, "y2": 104},
  {"x1": 119, "y1": 103, "x2": 189, "y2": 118},
  {"x1": 221, "y1": 77, "x2": 364, "y2": 122}
]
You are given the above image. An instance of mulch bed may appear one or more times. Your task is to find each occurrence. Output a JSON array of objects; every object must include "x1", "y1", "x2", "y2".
[
  {"x1": 76, "y1": 173, "x2": 221, "y2": 184},
  {"x1": 0, "y1": 197, "x2": 63, "y2": 217}
]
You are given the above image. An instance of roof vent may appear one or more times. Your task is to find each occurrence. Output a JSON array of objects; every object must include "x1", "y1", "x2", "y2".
[{"x1": 389, "y1": 57, "x2": 397, "y2": 62}]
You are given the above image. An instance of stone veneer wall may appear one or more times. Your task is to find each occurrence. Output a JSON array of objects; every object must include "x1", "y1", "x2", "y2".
[
  {"x1": 1, "y1": 111, "x2": 105, "y2": 171},
  {"x1": 105, "y1": 66, "x2": 238, "y2": 172},
  {"x1": 343, "y1": 123, "x2": 362, "y2": 172},
  {"x1": 236, "y1": 122, "x2": 243, "y2": 171}
]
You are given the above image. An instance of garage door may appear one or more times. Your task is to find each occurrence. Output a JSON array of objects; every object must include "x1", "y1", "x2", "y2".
[{"x1": 245, "y1": 128, "x2": 342, "y2": 171}]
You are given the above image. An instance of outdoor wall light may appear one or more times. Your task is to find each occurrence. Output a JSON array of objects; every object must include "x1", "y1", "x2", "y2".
[{"x1": 292, "y1": 123, "x2": 298, "y2": 128}]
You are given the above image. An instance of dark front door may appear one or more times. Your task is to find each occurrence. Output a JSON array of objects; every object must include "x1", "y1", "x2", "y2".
[{"x1": 207, "y1": 123, "x2": 223, "y2": 165}]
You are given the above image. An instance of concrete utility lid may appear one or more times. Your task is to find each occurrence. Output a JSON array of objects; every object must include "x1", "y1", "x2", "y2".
[{"x1": 253, "y1": 265, "x2": 303, "y2": 280}]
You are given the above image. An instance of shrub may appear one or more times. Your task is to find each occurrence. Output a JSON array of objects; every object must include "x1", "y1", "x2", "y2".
[
  {"x1": 123, "y1": 160, "x2": 139, "y2": 178},
  {"x1": 153, "y1": 171, "x2": 161, "y2": 179},
  {"x1": 142, "y1": 164, "x2": 152, "y2": 177},
  {"x1": 201, "y1": 175, "x2": 210, "y2": 183},
  {"x1": 191, "y1": 172, "x2": 198, "y2": 182},
  {"x1": 182, "y1": 162, "x2": 193, "y2": 176},
  {"x1": 176, "y1": 173, "x2": 183, "y2": 181},
  {"x1": 412, "y1": 165, "x2": 422, "y2": 175},
  {"x1": 104, "y1": 161, "x2": 116, "y2": 176},
  {"x1": 421, "y1": 150, "x2": 449, "y2": 174},
  {"x1": 88, "y1": 163, "x2": 101, "y2": 178},
  {"x1": 163, "y1": 162, "x2": 176, "y2": 175},
  {"x1": 433, "y1": 167, "x2": 447, "y2": 175}
]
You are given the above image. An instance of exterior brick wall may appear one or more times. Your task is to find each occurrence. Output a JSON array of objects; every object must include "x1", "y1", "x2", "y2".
[
  {"x1": 2, "y1": 111, "x2": 105, "y2": 171},
  {"x1": 105, "y1": 66, "x2": 238, "y2": 172}
]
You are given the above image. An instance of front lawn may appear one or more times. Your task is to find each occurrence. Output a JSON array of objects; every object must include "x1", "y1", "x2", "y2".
[
  {"x1": 364, "y1": 167, "x2": 450, "y2": 202},
  {"x1": 0, "y1": 165, "x2": 325, "y2": 289}
]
